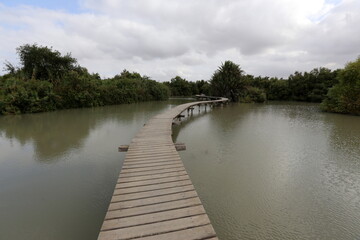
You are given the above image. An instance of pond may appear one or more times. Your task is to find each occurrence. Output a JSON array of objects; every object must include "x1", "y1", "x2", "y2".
[{"x1": 0, "y1": 100, "x2": 359, "y2": 239}]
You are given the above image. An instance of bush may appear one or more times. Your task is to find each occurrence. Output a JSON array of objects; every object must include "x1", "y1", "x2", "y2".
[
  {"x1": 321, "y1": 58, "x2": 360, "y2": 115},
  {"x1": 1, "y1": 45, "x2": 170, "y2": 115},
  {"x1": 0, "y1": 77, "x2": 57, "y2": 114},
  {"x1": 240, "y1": 87, "x2": 266, "y2": 103}
]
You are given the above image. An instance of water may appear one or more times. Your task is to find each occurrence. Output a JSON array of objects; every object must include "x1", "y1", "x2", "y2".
[
  {"x1": 173, "y1": 102, "x2": 360, "y2": 240},
  {"x1": 0, "y1": 101, "x2": 359, "y2": 240},
  {"x1": 0, "y1": 100, "x2": 187, "y2": 240}
]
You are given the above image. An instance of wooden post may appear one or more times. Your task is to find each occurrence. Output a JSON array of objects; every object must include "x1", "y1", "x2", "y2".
[
  {"x1": 174, "y1": 143, "x2": 186, "y2": 151},
  {"x1": 118, "y1": 145, "x2": 129, "y2": 152}
]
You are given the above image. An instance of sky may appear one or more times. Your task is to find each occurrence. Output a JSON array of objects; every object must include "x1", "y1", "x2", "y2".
[{"x1": 0, "y1": 0, "x2": 359, "y2": 81}]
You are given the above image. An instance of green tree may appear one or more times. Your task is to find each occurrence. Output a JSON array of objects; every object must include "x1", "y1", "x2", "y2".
[
  {"x1": 321, "y1": 58, "x2": 360, "y2": 115},
  {"x1": 168, "y1": 76, "x2": 192, "y2": 96},
  {"x1": 210, "y1": 61, "x2": 244, "y2": 102},
  {"x1": 17, "y1": 44, "x2": 77, "y2": 83}
]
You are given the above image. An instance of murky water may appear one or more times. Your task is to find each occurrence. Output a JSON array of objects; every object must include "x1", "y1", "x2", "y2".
[
  {"x1": 173, "y1": 102, "x2": 360, "y2": 240},
  {"x1": 0, "y1": 100, "x2": 187, "y2": 240},
  {"x1": 0, "y1": 101, "x2": 359, "y2": 240}
]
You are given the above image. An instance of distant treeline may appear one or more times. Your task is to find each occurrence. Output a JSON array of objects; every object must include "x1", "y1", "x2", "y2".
[
  {"x1": 165, "y1": 66, "x2": 339, "y2": 103},
  {"x1": 1, "y1": 44, "x2": 359, "y2": 115},
  {"x1": 0, "y1": 44, "x2": 169, "y2": 114},
  {"x1": 165, "y1": 60, "x2": 360, "y2": 115}
]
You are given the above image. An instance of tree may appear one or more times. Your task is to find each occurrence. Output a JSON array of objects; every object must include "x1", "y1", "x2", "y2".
[
  {"x1": 168, "y1": 76, "x2": 192, "y2": 96},
  {"x1": 17, "y1": 44, "x2": 77, "y2": 83},
  {"x1": 321, "y1": 58, "x2": 360, "y2": 115},
  {"x1": 210, "y1": 61, "x2": 244, "y2": 101}
]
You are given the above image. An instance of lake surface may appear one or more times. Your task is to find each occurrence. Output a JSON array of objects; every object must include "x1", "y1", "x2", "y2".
[
  {"x1": 0, "y1": 100, "x2": 359, "y2": 239},
  {"x1": 173, "y1": 102, "x2": 360, "y2": 240}
]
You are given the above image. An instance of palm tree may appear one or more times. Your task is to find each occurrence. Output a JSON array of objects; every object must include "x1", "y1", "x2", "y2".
[{"x1": 210, "y1": 61, "x2": 244, "y2": 102}]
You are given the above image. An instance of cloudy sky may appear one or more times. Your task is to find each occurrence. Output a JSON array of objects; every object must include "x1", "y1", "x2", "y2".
[{"x1": 0, "y1": 0, "x2": 359, "y2": 81}]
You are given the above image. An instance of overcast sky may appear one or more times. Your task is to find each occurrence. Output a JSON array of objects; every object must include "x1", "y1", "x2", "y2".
[{"x1": 0, "y1": 0, "x2": 359, "y2": 81}]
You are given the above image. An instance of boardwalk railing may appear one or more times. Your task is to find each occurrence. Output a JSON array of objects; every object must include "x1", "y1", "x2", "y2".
[{"x1": 98, "y1": 97, "x2": 229, "y2": 240}]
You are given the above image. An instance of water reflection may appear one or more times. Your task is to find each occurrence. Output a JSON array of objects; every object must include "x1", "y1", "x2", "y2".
[
  {"x1": 0, "y1": 100, "x2": 187, "y2": 240},
  {"x1": 0, "y1": 102, "x2": 171, "y2": 162}
]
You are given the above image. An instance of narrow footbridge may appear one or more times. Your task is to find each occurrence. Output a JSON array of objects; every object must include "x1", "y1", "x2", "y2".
[{"x1": 98, "y1": 97, "x2": 229, "y2": 240}]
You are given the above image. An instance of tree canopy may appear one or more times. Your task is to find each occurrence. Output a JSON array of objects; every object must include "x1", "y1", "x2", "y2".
[
  {"x1": 321, "y1": 58, "x2": 360, "y2": 115},
  {"x1": 210, "y1": 61, "x2": 244, "y2": 102},
  {"x1": 0, "y1": 44, "x2": 169, "y2": 114},
  {"x1": 16, "y1": 44, "x2": 78, "y2": 83}
]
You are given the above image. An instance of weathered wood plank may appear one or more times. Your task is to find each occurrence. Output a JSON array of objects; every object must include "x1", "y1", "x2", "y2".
[
  {"x1": 119, "y1": 167, "x2": 186, "y2": 178},
  {"x1": 122, "y1": 160, "x2": 182, "y2": 169},
  {"x1": 98, "y1": 214, "x2": 210, "y2": 240},
  {"x1": 108, "y1": 190, "x2": 198, "y2": 210},
  {"x1": 106, "y1": 197, "x2": 202, "y2": 220},
  {"x1": 120, "y1": 163, "x2": 184, "y2": 174},
  {"x1": 101, "y1": 205, "x2": 206, "y2": 231},
  {"x1": 117, "y1": 170, "x2": 188, "y2": 183},
  {"x1": 110, "y1": 185, "x2": 195, "y2": 203},
  {"x1": 123, "y1": 158, "x2": 182, "y2": 166},
  {"x1": 124, "y1": 156, "x2": 181, "y2": 163},
  {"x1": 131, "y1": 225, "x2": 217, "y2": 240},
  {"x1": 116, "y1": 175, "x2": 190, "y2": 189},
  {"x1": 114, "y1": 179, "x2": 192, "y2": 195}
]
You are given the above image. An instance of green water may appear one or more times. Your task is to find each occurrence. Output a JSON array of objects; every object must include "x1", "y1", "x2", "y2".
[{"x1": 0, "y1": 101, "x2": 359, "y2": 239}]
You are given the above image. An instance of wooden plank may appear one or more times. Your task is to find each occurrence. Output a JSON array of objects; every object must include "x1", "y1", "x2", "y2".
[
  {"x1": 124, "y1": 156, "x2": 181, "y2": 163},
  {"x1": 110, "y1": 185, "x2": 195, "y2": 203},
  {"x1": 106, "y1": 197, "x2": 202, "y2": 220},
  {"x1": 114, "y1": 179, "x2": 192, "y2": 195},
  {"x1": 125, "y1": 153, "x2": 179, "y2": 158},
  {"x1": 122, "y1": 160, "x2": 182, "y2": 169},
  {"x1": 123, "y1": 158, "x2": 182, "y2": 166},
  {"x1": 131, "y1": 225, "x2": 217, "y2": 240},
  {"x1": 116, "y1": 175, "x2": 190, "y2": 189},
  {"x1": 101, "y1": 205, "x2": 206, "y2": 231},
  {"x1": 109, "y1": 190, "x2": 197, "y2": 211},
  {"x1": 118, "y1": 170, "x2": 187, "y2": 183},
  {"x1": 98, "y1": 214, "x2": 210, "y2": 240},
  {"x1": 120, "y1": 163, "x2": 184, "y2": 174},
  {"x1": 125, "y1": 150, "x2": 177, "y2": 155},
  {"x1": 108, "y1": 190, "x2": 198, "y2": 210},
  {"x1": 119, "y1": 167, "x2": 186, "y2": 178}
]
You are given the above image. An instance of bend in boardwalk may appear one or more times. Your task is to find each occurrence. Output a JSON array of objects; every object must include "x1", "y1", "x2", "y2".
[{"x1": 98, "y1": 97, "x2": 228, "y2": 240}]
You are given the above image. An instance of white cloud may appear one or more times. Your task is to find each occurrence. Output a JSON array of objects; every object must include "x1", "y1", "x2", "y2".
[{"x1": 0, "y1": 0, "x2": 359, "y2": 81}]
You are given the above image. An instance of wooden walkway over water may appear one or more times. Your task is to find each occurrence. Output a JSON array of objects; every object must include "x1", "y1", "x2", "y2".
[{"x1": 98, "y1": 97, "x2": 228, "y2": 240}]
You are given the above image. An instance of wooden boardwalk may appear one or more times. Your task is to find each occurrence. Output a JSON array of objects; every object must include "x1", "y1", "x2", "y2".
[{"x1": 98, "y1": 98, "x2": 228, "y2": 240}]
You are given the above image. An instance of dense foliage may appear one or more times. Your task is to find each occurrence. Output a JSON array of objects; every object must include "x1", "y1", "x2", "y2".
[
  {"x1": 0, "y1": 45, "x2": 169, "y2": 115},
  {"x1": 163, "y1": 76, "x2": 210, "y2": 96},
  {"x1": 210, "y1": 61, "x2": 245, "y2": 102},
  {"x1": 1, "y1": 44, "x2": 358, "y2": 115},
  {"x1": 165, "y1": 60, "x2": 345, "y2": 109},
  {"x1": 321, "y1": 58, "x2": 360, "y2": 115}
]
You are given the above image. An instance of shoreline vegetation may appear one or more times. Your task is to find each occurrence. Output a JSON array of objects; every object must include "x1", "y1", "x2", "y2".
[{"x1": 1, "y1": 44, "x2": 359, "y2": 115}]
